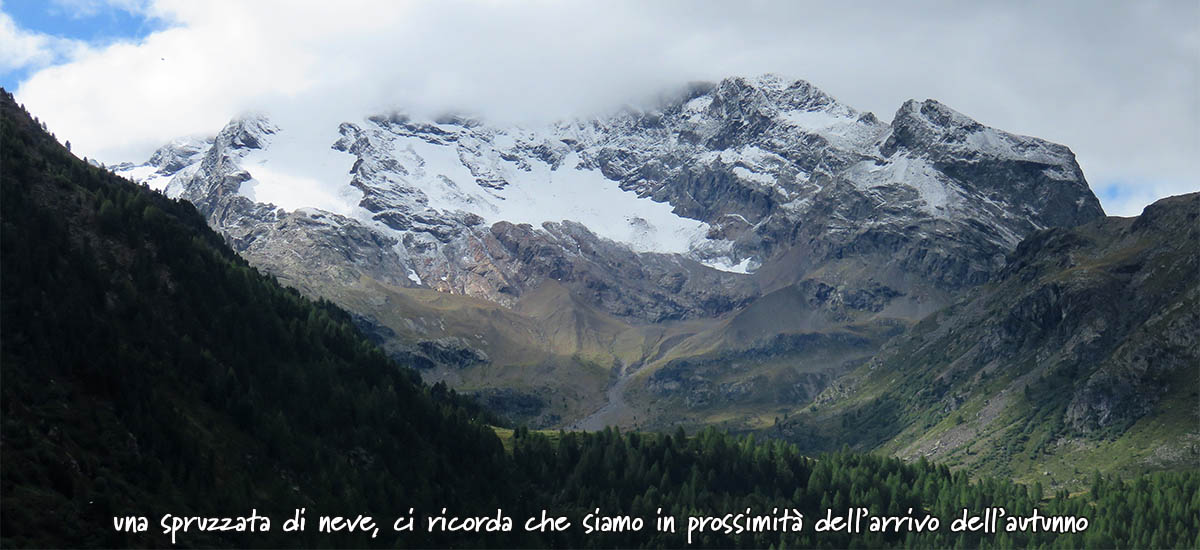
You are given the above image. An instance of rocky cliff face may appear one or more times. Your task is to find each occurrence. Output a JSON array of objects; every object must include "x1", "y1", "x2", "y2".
[
  {"x1": 116, "y1": 75, "x2": 1106, "y2": 427},
  {"x1": 793, "y1": 193, "x2": 1199, "y2": 483}
]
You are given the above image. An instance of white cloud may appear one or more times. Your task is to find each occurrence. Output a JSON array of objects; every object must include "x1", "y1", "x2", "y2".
[
  {"x1": 0, "y1": 7, "x2": 84, "y2": 73},
  {"x1": 47, "y1": 0, "x2": 151, "y2": 18},
  {"x1": 10, "y1": 0, "x2": 1199, "y2": 215},
  {"x1": 1094, "y1": 181, "x2": 1186, "y2": 218}
]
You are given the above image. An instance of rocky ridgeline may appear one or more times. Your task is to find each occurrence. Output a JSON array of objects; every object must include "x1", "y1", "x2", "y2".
[
  {"x1": 118, "y1": 75, "x2": 1102, "y2": 324},
  {"x1": 115, "y1": 75, "x2": 1107, "y2": 427},
  {"x1": 795, "y1": 193, "x2": 1198, "y2": 473}
]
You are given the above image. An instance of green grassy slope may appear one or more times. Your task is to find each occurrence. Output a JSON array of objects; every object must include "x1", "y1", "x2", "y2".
[{"x1": 776, "y1": 194, "x2": 1200, "y2": 487}]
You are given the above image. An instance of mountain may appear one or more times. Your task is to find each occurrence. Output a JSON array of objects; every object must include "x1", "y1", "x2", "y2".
[
  {"x1": 786, "y1": 192, "x2": 1200, "y2": 485},
  {"x1": 4, "y1": 88, "x2": 1198, "y2": 550},
  {"x1": 116, "y1": 75, "x2": 1105, "y2": 429},
  {"x1": 0, "y1": 89, "x2": 513, "y2": 547}
]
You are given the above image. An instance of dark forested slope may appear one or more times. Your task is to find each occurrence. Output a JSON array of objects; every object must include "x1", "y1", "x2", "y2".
[{"x1": 0, "y1": 89, "x2": 513, "y2": 547}]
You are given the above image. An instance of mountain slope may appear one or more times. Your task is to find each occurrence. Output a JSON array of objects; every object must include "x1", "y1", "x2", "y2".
[
  {"x1": 118, "y1": 75, "x2": 1102, "y2": 317},
  {"x1": 3, "y1": 89, "x2": 1196, "y2": 548},
  {"x1": 785, "y1": 193, "x2": 1200, "y2": 486},
  {"x1": 0, "y1": 90, "x2": 515, "y2": 547},
  {"x1": 115, "y1": 75, "x2": 1105, "y2": 429}
]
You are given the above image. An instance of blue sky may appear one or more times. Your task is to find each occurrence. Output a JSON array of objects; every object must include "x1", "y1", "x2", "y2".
[{"x1": 2, "y1": 1, "x2": 1196, "y2": 217}]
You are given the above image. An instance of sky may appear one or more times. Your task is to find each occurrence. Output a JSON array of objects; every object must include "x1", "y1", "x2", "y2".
[{"x1": 1, "y1": 0, "x2": 1196, "y2": 216}]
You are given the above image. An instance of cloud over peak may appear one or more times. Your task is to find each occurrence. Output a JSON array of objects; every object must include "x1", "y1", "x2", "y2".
[{"x1": 7, "y1": 0, "x2": 1197, "y2": 216}]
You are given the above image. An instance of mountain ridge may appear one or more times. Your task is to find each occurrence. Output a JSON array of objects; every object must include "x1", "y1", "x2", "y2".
[
  {"x1": 114, "y1": 74, "x2": 1106, "y2": 430},
  {"x1": 4, "y1": 69, "x2": 1197, "y2": 548},
  {"x1": 785, "y1": 192, "x2": 1199, "y2": 486}
]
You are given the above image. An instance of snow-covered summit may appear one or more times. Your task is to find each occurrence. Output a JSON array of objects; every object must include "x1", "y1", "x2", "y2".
[
  {"x1": 116, "y1": 75, "x2": 1103, "y2": 321},
  {"x1": 111, "y1": 134, "x2": 212, "y2": 194}
]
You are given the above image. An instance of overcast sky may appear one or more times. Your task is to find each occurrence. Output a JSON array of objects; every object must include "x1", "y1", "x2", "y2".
[{"x1": 2, "y1": 0, "x2": 1196, "y2": 216}]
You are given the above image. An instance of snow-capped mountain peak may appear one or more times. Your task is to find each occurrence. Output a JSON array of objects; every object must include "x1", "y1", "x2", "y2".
[{"x1": 116, "y1": 75, "x2": 1103, "y2": 321}]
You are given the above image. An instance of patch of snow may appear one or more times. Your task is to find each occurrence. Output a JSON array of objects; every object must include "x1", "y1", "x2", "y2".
[
  {"x1": 115, "y1": 162, "x2": 200, "y2": 198},
  {"x1": 750, "y1": 73, "x2": 789, "y2": 91},
  {"x1": 701, "y1": 256, "x2": 756, "y2": 274},
  {"x1": 342, "y1": 121, "x2": 717, "y2": 256},
  {"x1": 779, "y1": 108, "x2": 851, "y2": 133},
  {"x1": 486, "y1": 152, "x2": 710, "y2": 255},
  {"x1": 697, "y1": 145, "x2": 778, "y2": 168},
  {"x1": 294, "y1": 207, "x2": 344, "y2": 226},
  {"x1": 393, "y1": 135, "x2": 491, "y2": 215},
  {"x1": 161, "y1": 165, "x2": 199, "y2": 199},
  {"x1": 237, "y1": 119, "x2": 359, "y2": 216},
  {"x1": 684, "y1": 95, "x2": 712, "y2": 113},
  {"x1": 732, "y1": 166, "x2": 776, "y2": 185},
  {"x1": 491, "y1": 133, "x2": 516, "y2": 150},
  {"x1": 846, "y1": 155, "x2": 956, "y2": 217},
  {"x1": 118, "y1": 164, "x2": 172, "y2": 191},
  {"x1": 964, "y1": 126, "x2": 1065, "y2": 166},
  {"x1": 778, "y1": 106, "x2": 883, "y2": 151},
  {"x1": 778, "y1": 196, "x2": 812, "y2": 213}
]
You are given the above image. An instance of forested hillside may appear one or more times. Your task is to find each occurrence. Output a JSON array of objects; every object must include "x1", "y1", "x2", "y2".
[
  {"x1": 1, "y1": 90, "x2": 1196, "y2": 548},
  {"x1": 0, "y1": 89, "x2": 512, "y2": 547},
  {"x1": 506, "y1": 427, "x2": 1199, "y2": 549}
]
